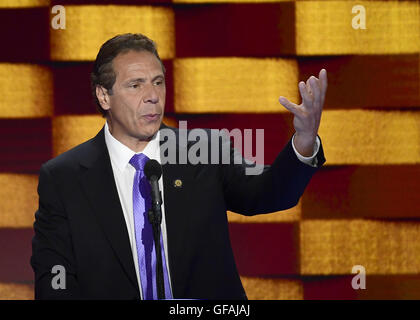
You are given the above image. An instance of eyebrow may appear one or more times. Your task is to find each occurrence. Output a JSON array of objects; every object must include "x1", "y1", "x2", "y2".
[{"x1": 127, "y1": 74, "x2": 165, "y2": 83}]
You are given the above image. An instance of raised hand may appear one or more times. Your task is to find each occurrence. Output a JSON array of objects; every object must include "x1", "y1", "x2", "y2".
[{"x1": 279, "y1": 69, "x2": 328, "y2": 157}]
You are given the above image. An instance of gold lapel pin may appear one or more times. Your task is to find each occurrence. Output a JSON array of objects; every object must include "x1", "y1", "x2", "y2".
[{"x1": 174, "y1": 179, "x2": 183, "y2": 188}]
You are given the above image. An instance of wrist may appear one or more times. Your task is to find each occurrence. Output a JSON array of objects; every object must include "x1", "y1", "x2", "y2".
[{"x1": 293, "y1": 132, "x2": 316, "y2": 157}]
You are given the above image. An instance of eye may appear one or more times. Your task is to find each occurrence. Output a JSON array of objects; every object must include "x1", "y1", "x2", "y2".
[
  {"x1": 130, "y1": 84, "x2": 139, "y2": 89},
  {"x1": 154, "y1": 80, "x2": 163, "y2": 86}
]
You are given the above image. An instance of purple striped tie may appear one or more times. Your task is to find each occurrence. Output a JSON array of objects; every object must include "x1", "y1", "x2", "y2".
[{"x1": 129, "y1": 153, "x2": 172, "y2": 300}]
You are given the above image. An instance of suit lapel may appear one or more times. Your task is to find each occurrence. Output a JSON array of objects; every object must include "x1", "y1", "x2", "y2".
[{"x1": 78, "y1": 128, "x2": 139, "y2": 292}]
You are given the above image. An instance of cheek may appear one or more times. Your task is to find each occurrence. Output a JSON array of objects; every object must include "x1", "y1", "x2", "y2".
[{"x1": 121, "y1": 97, "x2": 141, "y2": 117}]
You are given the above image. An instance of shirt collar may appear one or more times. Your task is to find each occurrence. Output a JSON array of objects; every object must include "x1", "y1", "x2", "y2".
[{"x1": 104, "y1": 120, "x2": 160, "y2": 172}]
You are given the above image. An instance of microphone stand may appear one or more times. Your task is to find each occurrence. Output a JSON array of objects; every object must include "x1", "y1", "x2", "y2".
[{"x1": 148, "y1": 178, "x2": 165, "y2": 300}]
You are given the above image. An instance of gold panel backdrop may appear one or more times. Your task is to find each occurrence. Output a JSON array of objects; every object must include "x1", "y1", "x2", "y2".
[
  {"x1": 301, "y1": 220, "x2": 420, "y2": 275},
  {"x1": 296, "y1": 1, "x2": 420, "y2": 55},
  {"x1": 318, "y1": 110, "x2": 420, "y2": 164},
  {"x1": 0, "y1": 0, "x2": 419, "y2": 300},
  {"x1": 0, "y1": 174, "x2": 38, "y2": 228},
  {"x1": 50, "y1": 6, "x2": 175, "y2": 61},
  {"x1": 174, "y1": 58, "x2": 298, "y2": 113},
  {"x1": 0, "y1": 64, "x2": 53, "y2": 118},
  {"x1": 0, "y1": 0, "x2": 50, "y2": 8}
]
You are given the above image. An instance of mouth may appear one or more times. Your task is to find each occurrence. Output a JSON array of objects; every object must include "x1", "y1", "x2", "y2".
[{"x1": 142, "y1": 113, "x2": 161, "y2": 122}]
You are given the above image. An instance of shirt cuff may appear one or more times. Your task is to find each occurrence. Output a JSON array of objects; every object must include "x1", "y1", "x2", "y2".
[{"x1": 291, "y1": 134, "x2": 320, "y2": 167}]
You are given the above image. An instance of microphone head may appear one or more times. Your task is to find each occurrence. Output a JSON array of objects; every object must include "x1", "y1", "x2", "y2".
[{"x1": 144, "y1": 159, "x2": 162, "y2": 181}]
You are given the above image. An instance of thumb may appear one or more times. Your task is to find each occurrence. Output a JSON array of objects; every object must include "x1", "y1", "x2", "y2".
[{"x1": 279, "y1": 96, "x2": 298, "y2": 114}]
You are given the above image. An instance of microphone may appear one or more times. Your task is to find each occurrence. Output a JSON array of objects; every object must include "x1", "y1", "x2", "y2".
[
  {"x1": 144, "y1": 159, "x2": 165, "y2": 299},
  {"x1": 144, "y1": 159, "x2": 163, "y2": 225},
  {"x1": 144, "y1": 159, "x2": 162, "y2": 181}
]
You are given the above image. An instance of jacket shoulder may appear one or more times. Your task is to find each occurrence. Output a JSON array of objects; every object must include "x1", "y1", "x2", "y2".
[{"x1": 41, "y1": 131, "x2": 104, "y2": 174}]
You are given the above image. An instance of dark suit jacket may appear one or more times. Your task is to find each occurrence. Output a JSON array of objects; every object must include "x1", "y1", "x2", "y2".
[{"x1": 31, "y1": 124, "x2": 325, "y2": 300}]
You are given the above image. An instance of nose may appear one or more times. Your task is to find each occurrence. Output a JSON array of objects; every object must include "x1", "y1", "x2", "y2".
[{"x1": 143, "y1": 83, "x2": 159, "y2": 104}]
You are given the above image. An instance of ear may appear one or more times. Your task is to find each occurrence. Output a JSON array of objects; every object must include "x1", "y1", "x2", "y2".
[{"x1": 96, "y1": 85, "x2": 111, "y2": 111}]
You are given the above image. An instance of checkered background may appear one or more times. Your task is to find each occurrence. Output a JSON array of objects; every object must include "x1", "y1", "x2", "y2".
[{"x1": 0, "y1": 0, "x2": 419, "y2": 299}]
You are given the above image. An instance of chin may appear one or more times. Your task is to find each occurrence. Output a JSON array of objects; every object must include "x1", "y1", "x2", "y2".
[{"x1": 142, "y1": 124, "x2": 160, "y2": 139}]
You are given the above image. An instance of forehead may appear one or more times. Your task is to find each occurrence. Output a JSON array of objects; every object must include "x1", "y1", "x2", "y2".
[{"x1": 112, "y1": 50, "x2": 163, "y2": 78}]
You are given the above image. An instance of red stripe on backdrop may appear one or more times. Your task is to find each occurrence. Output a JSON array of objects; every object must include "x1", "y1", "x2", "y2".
[
  {"x1": 229, "y1": 222, "x2": 299, "y2": 276},
  {"x1": 303, "y1": 275, "x2": 420, "y2": 300},
  {"x1": 302, "y1": 165, "x2": 420, "y2": 219},
  {"x1": 0, "y1": 228, "x2": 34, "y2": 282},
  {"x1": 0, "y1": 118, "x2": 51, "y2": 174},
  {"x1": 52, "y1": 62, "x2": 95, "y2": 115},
  {"x1": 0, "y1": 8, "x2": 50, "y2": 62},
  {"x1": 303, "y1": 276, "x2": 358, "y2": 300},
  {"x1": 175, "y1": 3, "x2": 296, "y2": 57},
  {"x1": 298, "y1": 54, "x2": 420, "y2": 109}
]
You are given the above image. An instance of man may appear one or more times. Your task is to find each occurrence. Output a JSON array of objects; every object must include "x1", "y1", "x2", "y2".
[{"x1": 31, "y1": 33, "x2": 327, "y2": 300}]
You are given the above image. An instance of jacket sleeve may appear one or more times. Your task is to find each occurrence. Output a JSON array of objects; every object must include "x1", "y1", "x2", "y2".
[
  {"x1": 30, "y1": 163, "x2": 81, "y2": 299},
  {"x1": 222, "y1": 135, "x2": 326, "y2": 215}
]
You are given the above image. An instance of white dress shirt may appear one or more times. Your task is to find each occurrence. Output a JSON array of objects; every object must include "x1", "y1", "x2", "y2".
[
  {"x1": 104, "y1": 121, "x2": 172, "y2": 300},
  {"x1": 103, "y1": 121, "x2": 319, "y2": 299}
]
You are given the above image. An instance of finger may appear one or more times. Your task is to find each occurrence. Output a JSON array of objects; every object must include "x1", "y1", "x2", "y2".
[
  {"x1": 319, "y1": 69, "x2": 328, "y2": 106},
  {"x1": 309, "y1": 76, "x2": 322, "y2": 108},
  {"x1": 319, "y1": 69, "x2": 328, "y2": 91},
  {"x1": 299, "y1": 81, "x2": 312, "y2": 107},
  {"x1": 306, "y1": 78, "x2": 312, "y2": 96},
  {"x1": 279, "y1": 96, "x2": 299, "y2": 114}
]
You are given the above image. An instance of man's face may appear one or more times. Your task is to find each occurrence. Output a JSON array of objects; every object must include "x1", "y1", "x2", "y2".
[{"x1": 100, "y1": 50, "x2": 166, "y2": 145}]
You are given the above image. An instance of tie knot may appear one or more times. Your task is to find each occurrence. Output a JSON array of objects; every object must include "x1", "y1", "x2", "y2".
[{"x1": 129, "y1": 153, "x2": 150, "y2": 171}]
